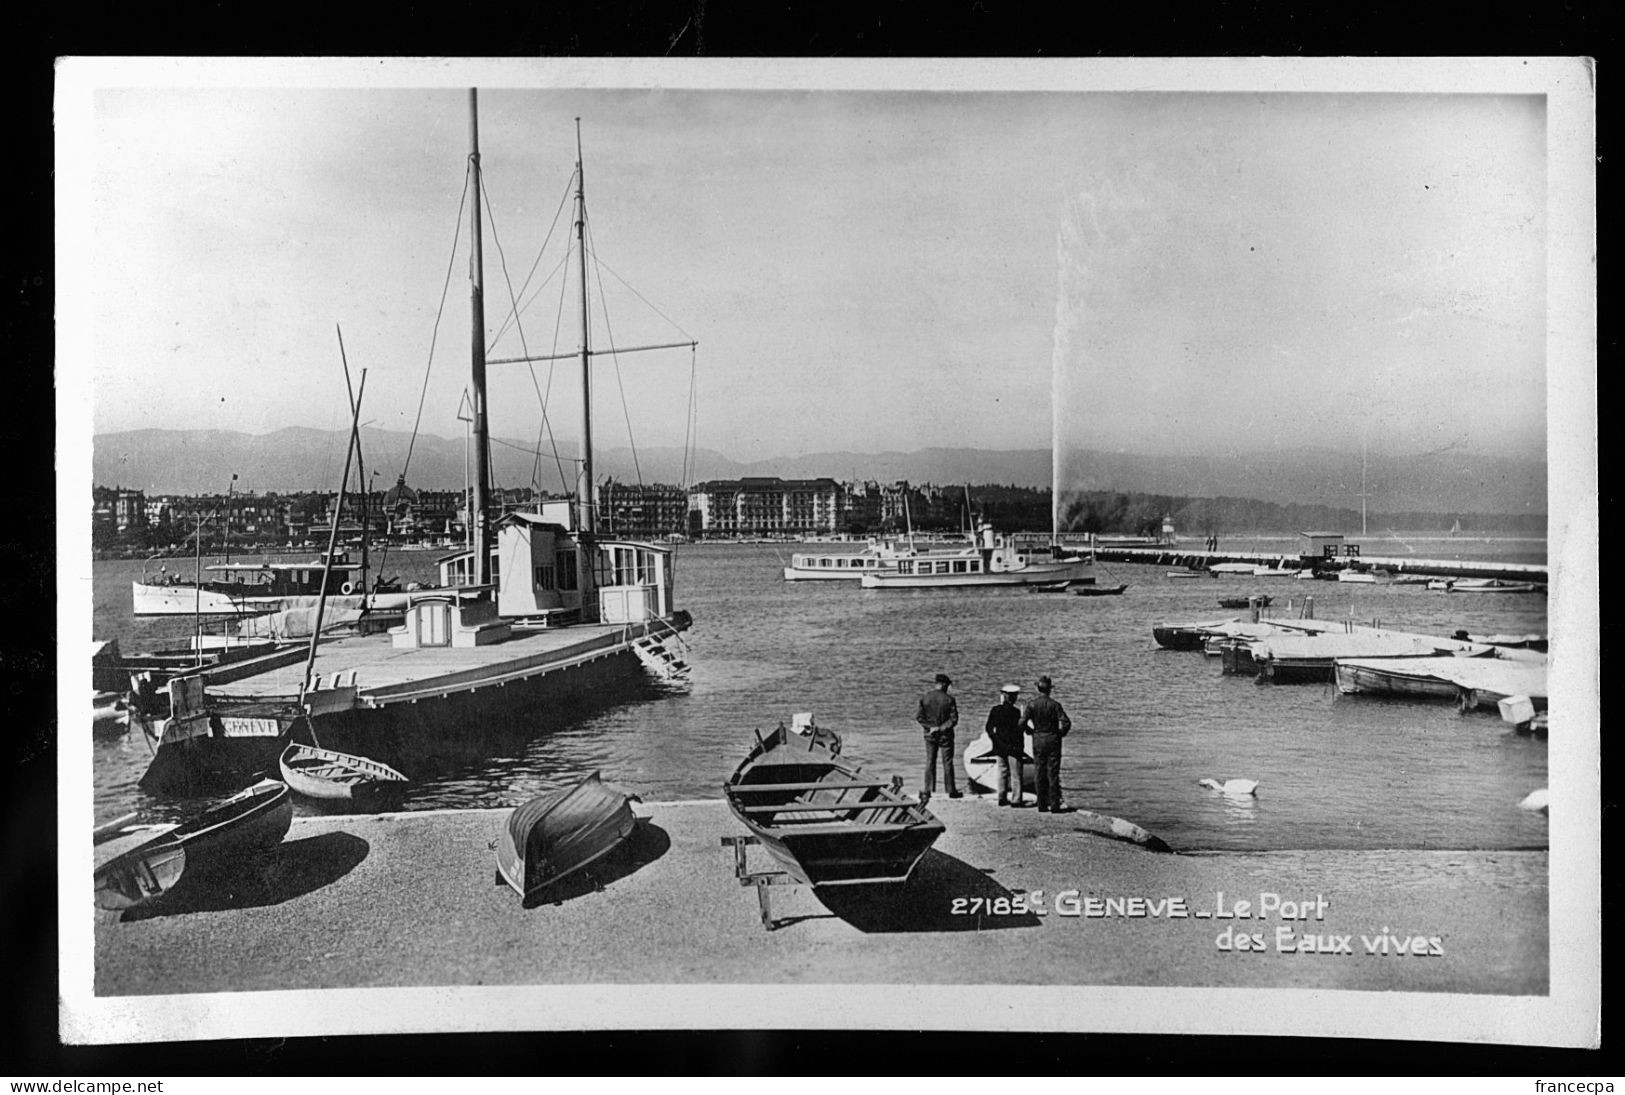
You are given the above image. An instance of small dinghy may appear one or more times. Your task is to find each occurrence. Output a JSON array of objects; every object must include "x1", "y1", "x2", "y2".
[
  {"x1": 93, "y1": 779, "x2": 292, "y2": 911},
  {"x1": 279, "y1": 742, "x2": 409, "y2": 809},
  {"x1": 494, "y1": 772, "x2": 641, "y2": 904},
  {"x1": 1073, "y1": 583, "x2": 1128, "y2": 597},
  {"x1": 1217, "y1": 595, "x2": 1271, "y2": 609},
  {"x1": 724, "y1": 715, "x2": 943, "y2": 886}
]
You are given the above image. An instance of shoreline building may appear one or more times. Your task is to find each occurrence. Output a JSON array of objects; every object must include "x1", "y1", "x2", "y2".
[
  {"x1": 687, "y1": 477, "x2": 845, "y2": 538},
  {"x1": 599, "y1": 478, "x2": 689, "y2": 540}
]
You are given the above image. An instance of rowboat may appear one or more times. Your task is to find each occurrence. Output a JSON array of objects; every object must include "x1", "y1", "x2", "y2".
[
  {"x1": 1217, "y1": 595, "x2": 1271, "y2": 609},
  {"x1": 1448, "y1": 578, "x2": 1543, "y2": 594},
  {"x1": 494, "y1": 772, "x2": 641, "y2": 904},
  {"x1": 93, "y1": 779, "x2": 293, "y2": 911},
  {"x1": 279, "y1": 742, "x2": 409, "y2": 808},
  {"x1": 1066, "y1": 578, "x2": 1131, "y2": 597},
  {"x1": 723, "y1": 715, "x2": 944, "y2": 886},
  {"x1": 1166, "y1": 570, "x2": 1206, "y2": 580}
]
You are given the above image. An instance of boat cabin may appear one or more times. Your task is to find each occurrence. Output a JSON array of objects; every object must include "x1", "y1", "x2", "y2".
[
  {"x1": 434, "y1": 499, "x2": 677, "y2": 627},
  {"x1": 1297, "y1": 531, "x2": 1360, "y2": 560}
]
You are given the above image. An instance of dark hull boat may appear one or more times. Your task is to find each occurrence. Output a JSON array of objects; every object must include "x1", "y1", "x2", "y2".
[
  {"x1": 279, "y1": 742, "x2": 409, "y2": 809},
  {"x1": 494, "y1": 772, "x2": 641, "y2": 904},
  {"x1": 723, "y1": 719, "x2": 944, "y2": 887},
  {"x1": 1217, "y1": 595, "x2": 1270, "y2": 609},
  {"x1": 1073, "y1": 583, "x2": 1128, "y2": 597},
  {"x1": 93, "y1": 779, "x2": 293, "y2": 911}
]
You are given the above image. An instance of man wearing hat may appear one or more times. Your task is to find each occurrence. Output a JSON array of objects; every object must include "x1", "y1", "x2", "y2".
[
  {"x1": 986, "y1": 683, "x2": 1027, "y2": 806},
  {"x1": 915, "y1": 672, "x2": 962, "y2": 804},
  {"x1": 1021, "y1": 675, "x2": 1072, "y2": 813}
]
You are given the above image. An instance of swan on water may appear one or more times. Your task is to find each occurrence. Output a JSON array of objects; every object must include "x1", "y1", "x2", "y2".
[
  {"x1": 1517, "y1": 788, "x2": 1549, "y2": 814},
  {"x1": 1198, "y1": 778, "x2": 1259, "y2": 796}
]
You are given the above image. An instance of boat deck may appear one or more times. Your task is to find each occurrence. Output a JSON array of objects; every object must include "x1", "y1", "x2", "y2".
[{"x1": 209, "y1": 622, "x2": 636, "y2": 705}]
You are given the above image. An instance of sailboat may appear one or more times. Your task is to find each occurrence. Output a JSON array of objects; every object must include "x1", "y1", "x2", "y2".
[{"x1": 138, "y1": 90, "x2": 696, "y2": 795}]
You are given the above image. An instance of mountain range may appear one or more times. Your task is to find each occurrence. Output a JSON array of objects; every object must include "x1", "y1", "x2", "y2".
[{"x1": 91, "y1": 427, "x2": 1547, "y2": 517}]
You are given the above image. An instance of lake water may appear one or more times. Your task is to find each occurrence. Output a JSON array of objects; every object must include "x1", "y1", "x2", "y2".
[{"x1": 90, "y1": 535, "x2": 1551, "y2": 852}]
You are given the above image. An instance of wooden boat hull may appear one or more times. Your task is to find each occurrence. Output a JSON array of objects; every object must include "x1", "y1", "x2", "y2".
[
  {"x1": 279, "y1": 742, "x2": 409, "y2": 807},
  {"x1": 724, "y1": 722, "x2": 944, "y2": 886},
  {"x1": 1073, "y1": 583, "x2": 1128, "y2": 597},
  {"x1": 494, "y1": 772, "x2": 640, "y2": 902},
  {"x1": 93, "y1": 779, "x2": 293, "y2": 910},
  {"x1": 1333, "y1": 660, "x2": 1460, "y2": 700}
]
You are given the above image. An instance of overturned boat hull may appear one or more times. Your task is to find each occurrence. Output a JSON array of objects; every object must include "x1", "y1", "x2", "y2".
[{"x1": 494, "y1": 771, "x2": 640, "y2": 903}]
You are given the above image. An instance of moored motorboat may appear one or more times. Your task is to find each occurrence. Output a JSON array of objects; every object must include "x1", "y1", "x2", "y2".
[
  {"x1": 723, "y1": 715, "x2": 944, "y2": 886},
  {"x1": 279, "y1": 741, "x2": 409, "y2": 808},
  {"x1": 1073, "y1": 583, "x2": 1128, "y2": 597},
  {"x1": 1217, "y1": 595, "x2": 1271, "y2": 609},
  {"x1": 93, "y1": 778, "x2": 293, "y2": 911},
  {"x1": 493, "y1": 771, "x2": 642, "y2": 904},
  {"x1": 1448, "y1": 578, "x2": 1543, "y2": 594}
]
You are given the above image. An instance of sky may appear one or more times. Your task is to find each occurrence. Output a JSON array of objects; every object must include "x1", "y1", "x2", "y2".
[{"x1": 66, "y1": 61, "x2": 1571, "y2": 474}]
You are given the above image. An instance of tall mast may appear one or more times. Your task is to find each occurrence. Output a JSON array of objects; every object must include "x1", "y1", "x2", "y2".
[
  {"x1": 469, "y1": 89, "x2": 493, "y2": 584},
  {"x1": 575, "y1": 118, "x2": 595, "y2": 534}
]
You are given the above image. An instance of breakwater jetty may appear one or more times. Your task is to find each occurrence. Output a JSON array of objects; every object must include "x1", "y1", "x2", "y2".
[{"x1": 1091, "y1": 545, "x2": 1547, "y2": 584}]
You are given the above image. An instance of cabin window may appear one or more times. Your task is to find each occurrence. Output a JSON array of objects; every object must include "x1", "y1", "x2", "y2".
[
  {"x1": 820, "y1": 558, "x2": 831, "y2": 567},
  {"x1": 555, "y1": 551, "x2": 578, "y2": 591},
  {"x1": 534, "y1": 564, "x2": 556, "y2": 590},
  {"x1": 969, "y1": 560, "x2": 982, "y2": 572},
  {"x1": 953, "y1": 560, "x2": 968, "y2": 573},
  {"x1": 899, "y1": 561, "x2": 914, "y2": 575}
]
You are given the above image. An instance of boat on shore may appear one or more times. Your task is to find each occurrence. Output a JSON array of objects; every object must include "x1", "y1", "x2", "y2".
[
  {"x1": 93, "y1": 779, "x2": 292, "y2": 911},
  {"x1": 493, "y1": 771, "x2": 642, "y2": 904},
  {"x1": 723, "y1": 716, "x2": 944, "y2": 886},
  {"x1": 963, "y1": 730, "x2": 1035, "y2": 796},
  {"x1": 135, "y1": 91, "x2": 695, "y2": 796}
]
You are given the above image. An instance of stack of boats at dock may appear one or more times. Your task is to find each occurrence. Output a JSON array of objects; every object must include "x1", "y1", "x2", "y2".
[{"x1": 1153, "y1": 599, "x2": 1548, "y2": 732}]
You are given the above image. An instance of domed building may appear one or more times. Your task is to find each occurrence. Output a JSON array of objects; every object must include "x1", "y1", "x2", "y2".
[{"x1": 380, "y1": 474, "x2": 461, "y2": 544}]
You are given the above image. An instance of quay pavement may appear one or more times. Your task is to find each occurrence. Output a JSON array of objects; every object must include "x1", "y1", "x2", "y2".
[{"x1": 93, "y1": 798, "x2": 1547, "y2": 998}]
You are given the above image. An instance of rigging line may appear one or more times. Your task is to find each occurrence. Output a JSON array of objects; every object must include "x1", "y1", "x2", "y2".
[
  {"x1": 494, "y1": 251, "x2": 570, "y2": 350},
  {"x1": 487, "y1": 169, "x2": 577, "y2": 349},
  {"x1": 681, "y1": 345, "x2": 697, "y2": 488},
  {"x1": 584, "y1": 211, "x2": 644, "y2": 487},
  {"x1": 479, "y1": 174, "x2": 569, "y2": 500},
  {"x1": 402, "y1": 168, "x2": 472, "y2": 478},
  {"x1": 583, "y1": 246, "x2": 696, "y2": 343},
  {"x1": 526, "y1": 226, "x2": 577, "y2": 495}
]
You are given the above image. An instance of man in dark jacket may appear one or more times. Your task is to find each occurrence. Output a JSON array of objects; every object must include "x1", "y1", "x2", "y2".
[
  {"x1": 985, "y1": 683, "x2": 1026, "y2": 806},
  {"x1": 915, "y1": 672, "x2": 961, "y2": 804},
  {"x1": 1021, "y1": 675, "x2": 1072, "y2": 813}
]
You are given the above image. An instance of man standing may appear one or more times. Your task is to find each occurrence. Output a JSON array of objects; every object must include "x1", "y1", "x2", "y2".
[
  {"x1": 1021, "y1": 675, "x2": 1072, "y2": 813},
  {"x1": 916, "y1": 672, "x2": 961, "y2": 805},
  {"x1": 985, "y1": 683, "x2": 1026, "y2": 807}
]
